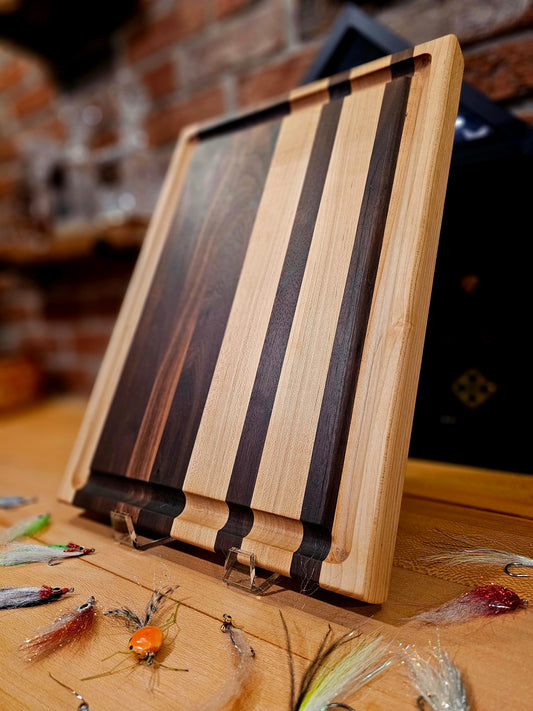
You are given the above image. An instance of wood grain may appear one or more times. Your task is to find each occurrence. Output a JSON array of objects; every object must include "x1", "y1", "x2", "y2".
[
  {"x1": 3, "y1": 398, "x2": 533, "y2": 709},
  {"x1": 60, "y1": 36, "x2": 464, "y2": 602}
]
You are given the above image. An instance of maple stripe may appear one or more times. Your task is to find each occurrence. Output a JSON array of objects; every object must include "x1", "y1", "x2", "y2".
[
  {"x1": 214, "y1": 89, "x2": 348, "y2": 554},
  {"x1": 291, "y1": 59, "x2": 415, "y2": 584}
]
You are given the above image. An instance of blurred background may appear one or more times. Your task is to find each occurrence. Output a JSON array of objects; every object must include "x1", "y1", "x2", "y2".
[{"x1": 0, "y1": 0, "x2": 531, "y2": 472}]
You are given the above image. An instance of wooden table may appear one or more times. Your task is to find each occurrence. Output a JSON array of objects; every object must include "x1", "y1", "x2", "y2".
[{"x1": 1, "y1": 397, "x2": 532, "y2": 709}]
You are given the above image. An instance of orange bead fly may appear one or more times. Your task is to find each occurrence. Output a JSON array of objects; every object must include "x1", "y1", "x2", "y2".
[
  {"x1": 82, "y1": 586, "x2": 187, "y2": 686},
  {"x1": 129, "y1": 625, "x2": 164, "y2": 663}
]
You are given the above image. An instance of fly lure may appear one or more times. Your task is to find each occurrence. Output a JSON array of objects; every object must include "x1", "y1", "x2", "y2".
[
  {"x1": 405, "y1": 642, "x2": 470, "y2": 711},
  {"x1": 280, "y1": 611, "x2": 392, "y2": 711},
  {"x1": 413, "y1": 584, "x2": 528, "y2": 625},
  {"x1": 0, "y1": 496, "x2": 36, "y2": 509},
  {"x1": 82, "y1": 586, "x2": 188, "y2": 685},
  {"x1": 0, "y1": 513, "x2": 50, "y2": 542},
  {"x1": 22, "y1": 596, "x2": 97, "y2": 660},
  {"x1": 0, "y1": 541, "x2": 94, "y2": 566},
  {"x1": 199, "y1": 614, "x2": 255, "y2": 711},
  {"x1": 0, "y1": 585, "x2": 74, "y2": 609}
]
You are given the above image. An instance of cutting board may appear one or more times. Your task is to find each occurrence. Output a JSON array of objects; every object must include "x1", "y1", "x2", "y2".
[{"x1": 59, "y1": 35, "x2": 463, "y2": 603}]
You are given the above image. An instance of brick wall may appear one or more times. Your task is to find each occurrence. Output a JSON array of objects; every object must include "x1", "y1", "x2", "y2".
[{"x1": 0, "y1": 0, "x2": 532, "y2": 396}]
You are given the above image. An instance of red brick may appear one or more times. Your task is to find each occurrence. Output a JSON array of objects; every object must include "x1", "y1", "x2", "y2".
[
  {"x1": 39, "y1": 116, "x2": 67, "y2": 141},
  {"x1": 128, "y1": 2, "x2": 209, "y2": 63},
  {"x1": 183, "y1": 0, "x2": 285, "y2": 82},
  {"x1": 379, "y1": 0, "x2": 533, "y2": 47},
  {"x1": 464, "y1": 36, "x2": 533, "y2": 102},
  {"x1": 74, "y1": 324, "x2": 113, "y2": 355},
  {"x1": 14, "y1": 83, "x2": 56, "y2": 118},
  {"x1": 0, "y1": 59, "x2": 25, "y2": 92},
  {"x1": 146, "y1": 84, "x2": 225, "y2": 145},
  {"x1": 297, "y1": 0, "x2": 341, "y2": 42},
  {"x1": 142, "y1": 60, "x2": 177, "y2": 98},
  {"x1": 237, "y1": 46, "x2": 318, "y2": 107},
  {"x1": 0, "y1": 174, "x2": 17, "y2": 198},
  {"x1": 214, "y1": 0, "x2": 256, "y2": 19},
  {"x1": 0, "y1": 139, "x2": 17, "y2": 163},
  {"x1": 60, "y1": 364, "x2": 101, "y2": 394},
  {"x1": 89, "y1": 129, "x2": 120, "y2": 151}
]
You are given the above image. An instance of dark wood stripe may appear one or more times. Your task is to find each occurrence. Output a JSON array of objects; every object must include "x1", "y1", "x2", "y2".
[
  {"x1": 290, "y1": 59, "x2": 415, "y2": 584},
  {"x1": 91, "y1": 134, "x2": 235, "y2": 478},
  {"x1": 214, "y1": 92, "x2": 348, "y2": 555},
  {"x1": 198, "y1": 101, "x2": 290, "y2": 140},
  {"x1": 328, "y1": 77, "x2": 352, "y2": 101},
  {"x1": 91, "y1": 121, "x2": 281, "y2": 484},
  {"x1": 147, "y1": 119, "x2": 283, "y2": 491},
  {"x1": 73, "y1": 471, "x2": 185, "y2": 538}
]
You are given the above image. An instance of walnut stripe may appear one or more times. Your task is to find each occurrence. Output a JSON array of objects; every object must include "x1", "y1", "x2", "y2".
[
  {"x1": 211, "y1": 92, "x2": 351, "y2": 555},
  {"x1": 291, "y1": 59, "x2": 415, "y2": 585},
  {"x1": 174, "y1": 104, "x2": 323, "y2": 507}
]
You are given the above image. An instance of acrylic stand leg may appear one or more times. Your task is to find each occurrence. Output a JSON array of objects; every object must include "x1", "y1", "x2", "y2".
[
  {"x1": 110, "y1": 510, "x2": 174, "y2": 551},
  {"x1": 223, "y1": 546, "x2": 280, "y2": 595}
]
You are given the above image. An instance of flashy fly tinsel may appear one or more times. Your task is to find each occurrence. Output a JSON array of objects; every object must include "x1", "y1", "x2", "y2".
[
  {"x1": 22, "y1": 596, "x2": 97, "y2": 660},
  {"x1": 405, "y1": 643, "x2": 470, "y2": 711},
  {"x1": 198, "y1": 614, "x2": 255, "y2": 711},
  {"x1": 0, "y1": 585, "x2": 73, "y2": 609},
  {"x1": 413, "y1": 584, "x2": 527, "y2": 625}
]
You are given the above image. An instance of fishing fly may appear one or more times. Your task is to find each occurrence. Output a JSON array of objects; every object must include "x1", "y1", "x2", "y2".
[
  {"x1": 199, "y1": 614, "x2": 255, "y2": 711},
  {"x1": 0, "y1": 496, "x2": 37, "y2": 509},
  {"x1": 49, "y1": 673, "x2": 89, "y2": 711},
  {"x1": 1, "y1": 513, "x2": 50, "y2": 542},
  {"x1": 426, "y1": 545, "x2": 533, "y2": 577},
  {"x1": 0, "y1": 541, "x2": 94, "y2": 566},
  {"x1": 22, "y1": 596, "x2": 97, "y2": 660},
  {"x1": 280, "y1": 611, "x2": 392, "y2": 711},
  {"x1": 81, "y1": 586, "x2": 187, "y2": 686},
  {"x1": 404, "y1": 641, "x2": 470, "y2": 711},
  {"x1": 0, "y1": 585, "x2": 74, "y2": 609},
  {"x1": 412, "y1": 584, "x2": 528, "y2": 625}
]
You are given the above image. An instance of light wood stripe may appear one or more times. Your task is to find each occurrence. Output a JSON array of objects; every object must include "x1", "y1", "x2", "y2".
[
  {"x1": 320, "y1": 45, "x2": 461, "y2": 602},
  {"x1": 169, "y1": 105, "x2": 325, "y2": 545},
  {"x1": 247, "y1": 81, "x2": 387, "y2": 521},
  {"x1": 291, "y1": 60, "x2": 415, "y2": 583}
]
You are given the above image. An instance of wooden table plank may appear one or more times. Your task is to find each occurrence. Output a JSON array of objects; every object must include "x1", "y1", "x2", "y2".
[{"x1": 1, "y1": 396, "x2": 533, "y2": 710}]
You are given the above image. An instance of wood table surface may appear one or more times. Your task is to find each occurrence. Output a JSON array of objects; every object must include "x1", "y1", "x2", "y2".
[{"x1": 1, "y1": 396, "x2": 532, "y2": 710}]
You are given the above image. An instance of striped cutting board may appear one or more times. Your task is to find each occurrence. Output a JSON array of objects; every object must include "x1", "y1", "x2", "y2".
[{"x1": 59, "y1": 36, "x2": 463, "y2": 602}]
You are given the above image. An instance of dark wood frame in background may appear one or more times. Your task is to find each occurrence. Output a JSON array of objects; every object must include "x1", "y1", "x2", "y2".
[{"x1": 59, "y1": 36, "x2": 463, "y2": 603}]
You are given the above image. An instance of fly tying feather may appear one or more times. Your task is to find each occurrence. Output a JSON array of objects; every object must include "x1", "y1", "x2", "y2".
[
  {"x1": 425, "y1": 530, "x2": 533, "y2": 577},
  {"x1": 404, "y1": 641, "x2": 470, "y2": 711},
  {"x1": 198, "y1": 614, "x2": 255, "y2": 711},
  {"x1": 22, "y1": 596, "x2": 97, "y2": 660},
  {"x1": 0, "y1": 585, "x2": 74, "y2": 609},
  {"x1": 280, "y1": 611, "x2": 392, "y2": 711},
  {"x1": 426, "y1": 547, "x2": 533, "y2": 577},
  {"x1": 0, "y1": 541, "x2": 94, "y2": 566},
  {"x1": 412, "y1": 584, "x2": 527, "y2": 625},
  {"x1": 1, "y1": 513, "x2": 50, "y2": 542}
]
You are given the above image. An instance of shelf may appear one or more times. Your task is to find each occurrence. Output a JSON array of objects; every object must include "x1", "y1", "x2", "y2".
[{"x1": 0, "y1": 215, "x2": 148, "y2": 266}]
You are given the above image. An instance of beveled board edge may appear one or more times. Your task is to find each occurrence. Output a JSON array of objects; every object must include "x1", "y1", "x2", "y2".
[{"x1": 58, "y1": 36, "x2": 463, "y2": 603}]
